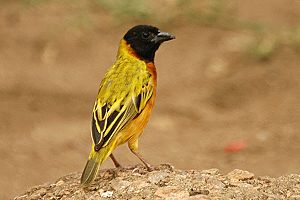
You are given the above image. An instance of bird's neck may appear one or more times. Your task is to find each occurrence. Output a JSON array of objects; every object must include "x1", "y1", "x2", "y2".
[
  {"x1": 116, "y1": 39, "x2": 157, "y2": 83},
  {"x1": 117, "y1": 39, "x2": 138, "y2": 59},
  {"x1": 116, "y1": 39, "x2": 147, "y2": 69},
  {"x1": 117, "y1": 39, "x2": 155, "y2": 63}
]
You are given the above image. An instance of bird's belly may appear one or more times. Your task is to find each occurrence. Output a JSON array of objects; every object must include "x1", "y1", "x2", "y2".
[{"x1": 115, "y1": 95, "x2": 155, "y2": 146}]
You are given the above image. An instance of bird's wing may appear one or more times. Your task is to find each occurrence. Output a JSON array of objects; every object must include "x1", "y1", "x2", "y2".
[{"x1": 91, "y1": 82, "x2": 153, "y2": 149}]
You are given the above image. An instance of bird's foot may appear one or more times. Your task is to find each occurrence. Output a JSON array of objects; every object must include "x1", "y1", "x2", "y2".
[{"x1": 144, "y1": 163, "x2": 155, "y2": 172}]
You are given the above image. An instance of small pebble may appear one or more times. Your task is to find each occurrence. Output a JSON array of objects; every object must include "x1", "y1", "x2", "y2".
[
  {"x1": 148, "y1": 171, "x2": 170, "y2": 185},
  {"x1": 155, "y1": 186, "x2": 189, "y2": 199},
  {"x1": 201, "y1": 169, "x2": 220, "y2": 175},
  {"x1": 110, "y1": 179, "x2": 131, "y2": 191},
  {"x1": 227, "y1": 169, "x2": 254, "y2": 181},
  {"x1": 101, "y1": 191, "x2": 113, "y2": 198},
  {"x1": 55, "y1": 180, "x2": 65, "y2": 186}
]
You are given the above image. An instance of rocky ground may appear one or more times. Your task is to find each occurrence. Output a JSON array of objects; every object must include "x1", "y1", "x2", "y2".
[
  {"x1": 2, "y1": 1, "x2": 300, "y2": 199},
  {"x1": 15, "y1": 164, "x2": 300, "y2": 200}
]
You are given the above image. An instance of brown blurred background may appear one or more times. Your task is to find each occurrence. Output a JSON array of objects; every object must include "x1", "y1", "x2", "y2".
[{"x1": 1, "y1": 0, "x2": 300, "y2": 199}]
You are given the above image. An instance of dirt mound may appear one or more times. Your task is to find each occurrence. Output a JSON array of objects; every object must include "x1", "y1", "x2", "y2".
[
  {"x1": 15, "y1": 165, "x2": 300, "y2": 200},
  {"x1": 2, "y1": 1, "x2": 300, "y2": 199}
]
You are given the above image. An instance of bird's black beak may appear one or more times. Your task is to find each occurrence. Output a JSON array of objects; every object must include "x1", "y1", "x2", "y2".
[{"x1": 152, "y1": 31, "x2": 175, "y2": 44}]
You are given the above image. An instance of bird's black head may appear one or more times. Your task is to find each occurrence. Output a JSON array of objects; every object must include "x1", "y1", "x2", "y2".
[{"x1": 123, "y1": 25, "x2": 175, "y2": 62}]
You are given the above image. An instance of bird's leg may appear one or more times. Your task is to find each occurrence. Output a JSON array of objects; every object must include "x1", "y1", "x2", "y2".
[
  {"x1": 128, "y1": 139, "x2": 154, "y2": 171},
  {"x1": 109, "y1": 153, "x2": 122, "y2": 168},
  {"x1": 130, "y1": 150, "x2": 154, "y2": 171}
]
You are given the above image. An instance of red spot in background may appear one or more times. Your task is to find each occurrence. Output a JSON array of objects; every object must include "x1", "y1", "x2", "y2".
[{"x1": 224, "y1": 140, "x2": 247, "y2": 152}]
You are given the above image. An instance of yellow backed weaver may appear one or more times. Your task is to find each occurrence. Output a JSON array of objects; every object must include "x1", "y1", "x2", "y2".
[{"x1": 80, "y1": 25, "x2": 175, "y2": 186}]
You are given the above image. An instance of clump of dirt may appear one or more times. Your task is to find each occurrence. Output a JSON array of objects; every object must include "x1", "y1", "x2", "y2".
[{"x1": 14, "y1": 164, "x2": 300, "y2": 200}]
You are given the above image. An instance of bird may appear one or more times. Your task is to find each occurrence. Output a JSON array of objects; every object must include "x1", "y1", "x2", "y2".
[{"x1": 80, "y1": 25, "x2": 175, "y2": 186}]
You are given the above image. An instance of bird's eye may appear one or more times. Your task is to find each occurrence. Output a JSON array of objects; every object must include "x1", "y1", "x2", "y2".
[{"x1": 141, "y1": 32, "x2": 150, "y2": 39}]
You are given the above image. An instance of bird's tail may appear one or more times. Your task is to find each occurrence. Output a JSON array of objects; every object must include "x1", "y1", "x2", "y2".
[{"x1": 80, "y1": 147, "x2": 109, "y2": 186}]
